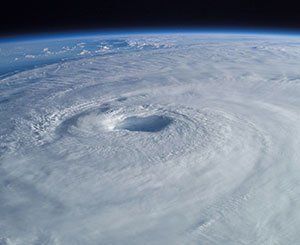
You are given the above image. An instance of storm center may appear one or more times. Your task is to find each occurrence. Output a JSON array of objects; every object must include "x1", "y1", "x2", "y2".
[{"x1": 115, "y1": 115, "x2": 172, "y2": 132}]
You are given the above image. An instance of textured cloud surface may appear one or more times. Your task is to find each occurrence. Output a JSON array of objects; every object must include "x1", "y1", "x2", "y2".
[{"x1": 1, "y1": 33, "x2": 300, "y2": 244}]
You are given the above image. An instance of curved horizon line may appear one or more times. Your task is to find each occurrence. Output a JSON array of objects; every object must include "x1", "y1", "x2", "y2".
[{"x1": 2, "y1": 26, "x2": 300, "y2": 43}]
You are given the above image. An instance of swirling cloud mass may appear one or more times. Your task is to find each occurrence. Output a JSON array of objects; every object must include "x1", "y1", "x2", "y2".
[{"x1": 1, "y1": 33, "x2": 300, "y2": 244}]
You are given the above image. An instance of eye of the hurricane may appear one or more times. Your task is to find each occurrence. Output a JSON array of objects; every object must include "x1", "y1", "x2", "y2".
[{"x1": 115, "y1": 115, "x2": 172, "y2": 132}]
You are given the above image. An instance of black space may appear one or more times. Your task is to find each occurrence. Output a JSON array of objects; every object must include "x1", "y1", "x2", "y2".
[{"x1": 2, "y1": 0, "x2": 300, "y2": 36}]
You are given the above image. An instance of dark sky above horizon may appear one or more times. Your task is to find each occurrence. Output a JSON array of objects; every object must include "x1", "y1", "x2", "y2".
[{"x1": 2, "y1": 0, "x2": 300, "y2": 37}]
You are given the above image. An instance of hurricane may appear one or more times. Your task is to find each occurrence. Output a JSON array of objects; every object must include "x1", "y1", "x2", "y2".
[{"x1": 1, "y1": 32, "x2": 300, "y2": 244}]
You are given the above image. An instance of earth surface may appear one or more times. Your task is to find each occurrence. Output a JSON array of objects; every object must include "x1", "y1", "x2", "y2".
[{"x1": 1, "y1": 32, "x2": 300, "y2": 244}]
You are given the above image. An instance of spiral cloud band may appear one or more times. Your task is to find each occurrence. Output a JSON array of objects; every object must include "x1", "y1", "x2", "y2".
[{"x1": 1, "y1": 33, "x2": 300, "y2": 244}]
